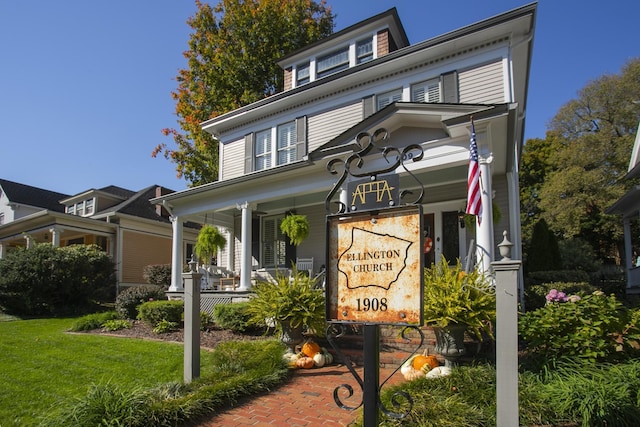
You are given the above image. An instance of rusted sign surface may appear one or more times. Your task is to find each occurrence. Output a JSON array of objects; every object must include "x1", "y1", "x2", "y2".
[{"x1": 326, "y1": 205, "x2": 423, "y2": 325}]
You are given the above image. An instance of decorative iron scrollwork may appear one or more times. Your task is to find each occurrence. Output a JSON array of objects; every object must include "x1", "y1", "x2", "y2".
[
  {"x1": 326, "y1": 323, "x2": 425, "y2": 419},
  {"x1": 325, "y1": 127, "x2": 425, "y2": 214}
]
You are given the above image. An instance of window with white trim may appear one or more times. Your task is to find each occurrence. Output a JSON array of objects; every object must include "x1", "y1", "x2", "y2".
[
  {"x1": 262, "y1": 215, "x2": 286, "y2": 268},
  {"x1": 296, "y1": 62, "x2": 310, "y2": 86},
  {"x1": 377, "y1": 89, "x2": 402, "y2": 110},
  {"x1": 356, "y1": 37, "x2": 373, "y2": 64},
  {"x1": 277, "y1": 121, "x2": 296, "y2": 165},
  {"x1": 317, "y1": 47, "x2": 349, "y2": 78},
  {"x1": 411, "y1": 78, "x2": 441, "y2": 103},
  {"x1": 85, "y1": 198, "x2": 94, "y2": 215},
  {"x1": 255, "y1": 129, "x2": 272, "y2": 171}
]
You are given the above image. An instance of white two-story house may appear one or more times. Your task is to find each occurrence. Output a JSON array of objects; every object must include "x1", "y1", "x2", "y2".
[{"x1": 153, "y1": 4, "x2": 537, "y2": 292}]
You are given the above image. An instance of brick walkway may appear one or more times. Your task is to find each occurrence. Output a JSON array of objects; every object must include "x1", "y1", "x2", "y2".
[{"x1": 193, "y1": 364, "x2": 405, "y2": 426}]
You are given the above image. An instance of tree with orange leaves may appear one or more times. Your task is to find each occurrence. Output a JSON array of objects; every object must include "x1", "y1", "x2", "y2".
[{"x1": 153, "y1": 0, "x2": 334, "y2": 187}]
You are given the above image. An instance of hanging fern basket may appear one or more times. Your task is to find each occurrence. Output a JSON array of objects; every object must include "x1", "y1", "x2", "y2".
[
  {"x1": 464, "y1": 200, "x2": 502, "y2": 229},
  {"x1": 194, "y1": 224, "x2": 227, "y2": 264},
  {"x1": 280, "y1": 214, "x2": 309, "y2": 246}
]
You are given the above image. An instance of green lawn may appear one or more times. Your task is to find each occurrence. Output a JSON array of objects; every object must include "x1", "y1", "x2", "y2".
[{"x1": 0, "y1": 317, "x2": 216, "y2": 427}]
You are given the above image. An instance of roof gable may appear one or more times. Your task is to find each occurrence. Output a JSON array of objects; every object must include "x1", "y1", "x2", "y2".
[{"x1": 0, "y1": 178, "x2": 69, "y2": 212}]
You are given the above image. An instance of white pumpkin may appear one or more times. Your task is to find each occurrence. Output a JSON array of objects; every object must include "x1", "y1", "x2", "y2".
[
  {"x1": 425, "y1": 366, "x2": 452, "y2": 378},
  {"x1": 313, "y1": 352, "x2": 326, "y2": 367}
]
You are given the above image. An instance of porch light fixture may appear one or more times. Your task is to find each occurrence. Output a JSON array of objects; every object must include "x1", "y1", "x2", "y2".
[{"x1": 458, "y1": 211, "x2": 465, "y2": 228}]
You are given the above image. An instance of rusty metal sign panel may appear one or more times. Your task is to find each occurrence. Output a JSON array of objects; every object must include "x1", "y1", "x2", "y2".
[{"x1": 326, "y1": 205, "x2": 423, "y2": 325}]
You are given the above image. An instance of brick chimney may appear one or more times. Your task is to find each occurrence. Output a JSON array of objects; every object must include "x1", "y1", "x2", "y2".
[{"x1": 284, "y1": 66, "x2": 293, "y2": 91}]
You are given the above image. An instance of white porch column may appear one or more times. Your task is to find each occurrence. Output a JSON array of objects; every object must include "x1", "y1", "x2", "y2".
[
  {"x1": 0, "y1": 242, "x2": 4, "y2": 259},
  {"x1": 169, "y1": 215, "x2": 184, "y2": 292},
  {"x1": 24, "y1": 234, "x2": 34, "y2": 249},
  {"x1": 475, "y1": 155, "x2": 494, "y2": 275},
  {"x1": 237, "y1": 202, "x2": 252, "y2": 291},
  {"x1": 223, "y1": 227, "x2": 235, "y2": 272},
  {"x1": 49, "y1": 226, "x2": 62, "y2": 247}
]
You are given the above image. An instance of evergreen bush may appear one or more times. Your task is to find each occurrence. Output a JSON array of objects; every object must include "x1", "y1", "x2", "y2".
[
  {"x1": 0, "y1": 244, "x2": 116, "y2": 316},
  {"x1": 142, "y1": 264, "x2": 171, "y2": 289},
  {"x1": 115, "y1": 285, "x2": 167, "y2": 319}
]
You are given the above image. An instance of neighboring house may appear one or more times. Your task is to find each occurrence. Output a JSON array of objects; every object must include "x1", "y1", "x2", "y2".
[
  {"x1": 606, "y1": 122, "x2": 640, "y2": 295},
  {"x1": 0, "y1": 179, "x2": 199, "y2": 291},
  {"x1": 152, "y1": 5, "x2": 537, "y2": 293}
]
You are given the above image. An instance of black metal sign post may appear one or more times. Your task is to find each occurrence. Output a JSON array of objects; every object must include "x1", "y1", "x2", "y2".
[{"x1": 324, "y1": 128, "x2": 426, "y2": 425}]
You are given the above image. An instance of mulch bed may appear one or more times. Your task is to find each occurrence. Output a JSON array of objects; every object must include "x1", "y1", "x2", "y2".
[{"x1": 82, "y1": 320, "x2": 269, "y2": 349}]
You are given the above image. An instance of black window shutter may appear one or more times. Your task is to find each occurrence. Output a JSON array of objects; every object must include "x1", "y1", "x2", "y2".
[
  {"x1": 244, "y1": 133, "x2": 254, "y2": 173},
  {"x1": 441, "y1": 71, "x2": 459, "y2": 103},
  {"x1": 295, "y1": 116, "x2": 307, "y2": 161}
]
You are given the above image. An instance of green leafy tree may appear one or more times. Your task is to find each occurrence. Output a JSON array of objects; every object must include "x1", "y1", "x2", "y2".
[
  {"x1": 524, "y1": 59, "x2": 640, "y2": 261},
  {"x1": 519, "y1": 133, "x2": 562, "y2": 244},
  {"x1": 153, "y1": 0, "x2": 335, "y2": 187}
]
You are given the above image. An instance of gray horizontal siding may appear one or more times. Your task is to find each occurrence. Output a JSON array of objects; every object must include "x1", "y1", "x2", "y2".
[
  {"x1": 459, "y1": 60, "x2": 505, "y2": 104},
  {"x1": 221, "y1": 138, "x2": 245, "y2": 180},
  {"x1": 308, "y1": 102, "x2": 362, "y2": 151}
]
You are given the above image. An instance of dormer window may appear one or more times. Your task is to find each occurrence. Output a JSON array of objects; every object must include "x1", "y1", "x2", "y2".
[
  {"x1": 66, "y1": 197, "x2": 96, "y2": 217},
  {"x1": 297, "y1": 62, "x2": 310, "y2": 86},
  {"x1": 85, "y1": 198, "x2": 94, "y2": 215},
  {"x1": 317, "y1": 47, "x2": 349, "y2": 78},
  {"x1": 356, "y1": 37, "x2": 373, "y2": 64}
]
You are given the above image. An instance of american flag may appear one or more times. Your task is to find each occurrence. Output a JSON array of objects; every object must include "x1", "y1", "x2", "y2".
[{"x1": 466, "y1": 117, "x2": 482, "y2": 222}]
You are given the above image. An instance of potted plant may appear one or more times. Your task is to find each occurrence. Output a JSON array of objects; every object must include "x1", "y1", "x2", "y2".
[
  {"x1": 194, "y1": 224, "x2": 227, "y2": 266},
  {"x1": 280, "y1": 213, "x2": 309, "y2": 246},
  {"x1": 245, "y1": 269, "x2": 325, "y2": 352},
  {"x1": 423, "y1": 257, "x2": 495, "y2": 367}
]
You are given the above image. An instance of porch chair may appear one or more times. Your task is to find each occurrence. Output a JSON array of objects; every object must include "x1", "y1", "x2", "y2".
[{"x1": 295, "y1": 257, "x2": 314, "y2": 277}]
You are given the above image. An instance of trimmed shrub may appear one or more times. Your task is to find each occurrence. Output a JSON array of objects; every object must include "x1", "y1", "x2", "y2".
[
  {"x1": 0, "y1": 244, "x2": 116, "y2": 316},
  {"x1": 201, "y1": 311, "x2": 214, "y2": 331},
  {"x1": 525, "y1": 270, "x2": 591, "y2": 286},
  {"x1": 213, "y1": 302, "x2": 253, "y2": 333},
  {"x1": 137, "y1": 300, "x2": 184, "y2": 327},
  {"x1": 115, "y1": 285, "x2": 167, "y2": 319},
  {"x1": 142, "y1": 264, "x2": 171, "y2": 289}
]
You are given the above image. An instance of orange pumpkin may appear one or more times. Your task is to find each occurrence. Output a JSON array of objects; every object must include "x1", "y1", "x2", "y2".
[
  {"x1": 301, "y1": 341, "x2": 321, "y2": 357},
  {"x1": 412, "y1": 353, "x2": 439, "y2": 371},
  {"x1": 295, "y1": 357, "x2": 315, "y2": 369}
]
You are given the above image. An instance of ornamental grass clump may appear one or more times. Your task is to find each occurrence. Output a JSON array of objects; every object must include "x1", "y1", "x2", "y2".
[{"x1": 423, "y1": 257, "x2": 495, "y2": 340}]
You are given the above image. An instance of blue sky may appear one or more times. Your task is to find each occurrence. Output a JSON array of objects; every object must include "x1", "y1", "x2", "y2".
[{"x1": 1, "y1": 1, "x2": 638, "y2": 196}]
